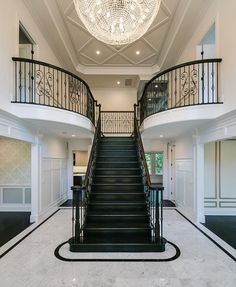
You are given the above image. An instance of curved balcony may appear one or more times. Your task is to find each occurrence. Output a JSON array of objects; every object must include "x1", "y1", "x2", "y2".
[
  {"x1": 136, "y1": 59, "x2": 223, "y2": 130},
  {"x1": 12, "y1": 58, "x2": 99, "y2": 131}
]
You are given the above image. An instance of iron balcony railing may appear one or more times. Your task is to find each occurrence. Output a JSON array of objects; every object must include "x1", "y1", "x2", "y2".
[
  {"x1": 12, "y1": 57, "x2": 99, "y2": 124},
  {"x1": 136, "y1": 58, "x2": 222, "y2": 124},
  {"x1": 100, "y1": 111, "x2": 134, "y2": 134}
]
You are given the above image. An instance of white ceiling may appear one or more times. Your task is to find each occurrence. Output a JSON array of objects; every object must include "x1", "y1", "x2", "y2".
[
  {"x1": 23, "y1": 0, "x2": 210, "y2": 85},
  {"x1": 56, "y1": 0, "x2": 179, "y2": 69}
]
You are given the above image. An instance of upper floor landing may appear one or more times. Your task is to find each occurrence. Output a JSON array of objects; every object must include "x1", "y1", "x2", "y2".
[{"x1": 10, "y1": 57, "x2": 223, "y2": 139}]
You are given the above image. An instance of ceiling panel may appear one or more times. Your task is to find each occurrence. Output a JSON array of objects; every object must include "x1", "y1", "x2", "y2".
[
  {"x1": 103, "y1": 54, "x2": 133, "y2": 66},
  {"x1": 144, "y1": 24, "x2": 170, "y2": 51},
  {"x1": 148, "y1": 4, "x2": 170, "y2": 31},
  {"x1": 80, "y1": 40, "x2": 115, "y2": 64},
  {"x1": 67, "y1": 22, "x2": 91, "y2": 51},
  {"x1": 121, "y1": 40, "x2": 156, "y2": 64},
  {"x1": 55, "y1": 0, "x2": 179, "y2": 68}
]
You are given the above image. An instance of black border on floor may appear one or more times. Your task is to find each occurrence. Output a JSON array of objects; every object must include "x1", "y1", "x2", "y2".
[
  {"x1": 0, "y1": 209, "x2": 60, "y2": 259},
  {"x1": 176, "y1": 210, "x2": 236, "y2": 262},
  {"x1": 1, "y1": 208, "x2": 235, "y2": 262},
  {"x1": 54, "y1": 240, "x2": 181, "y2": 262}
]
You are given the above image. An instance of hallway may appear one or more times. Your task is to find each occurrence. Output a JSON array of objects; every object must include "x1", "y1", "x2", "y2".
[{"x1": 0, "y1": 209, "x2": 235, "y2": 287}]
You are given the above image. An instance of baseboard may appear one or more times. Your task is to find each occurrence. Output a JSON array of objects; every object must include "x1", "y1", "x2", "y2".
[
  {"x1": 0, "y1": 204, "x2": 31, "y2": 212},
  {"x1": 30, "y1": 194, "x2": 68, "y2": 223}
]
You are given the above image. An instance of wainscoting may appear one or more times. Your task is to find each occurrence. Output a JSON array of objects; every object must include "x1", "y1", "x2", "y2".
[
  {"x1": 175, "y1": 159, "x2": 194, "y2": 214},
  {"x1": 204, "y1": 141, "x2": 236, "y2": 215},
  {"x1": 0, "y1": 185, "x2": 31, "y2": 211},
  {"x1": 40, "y1": 158, "x2": 67, "y2": 216}
]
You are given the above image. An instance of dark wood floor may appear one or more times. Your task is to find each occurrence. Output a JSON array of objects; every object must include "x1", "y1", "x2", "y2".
[
  {"x1": 203, "y1": 215, "x2": 236, "y2": 249},
  {"x1": 0, "y1": 212, "x2": 31, "y2": 247}
]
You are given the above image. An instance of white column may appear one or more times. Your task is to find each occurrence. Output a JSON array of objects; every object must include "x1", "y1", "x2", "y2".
[
  {"x1": 193, "y1": 136, "x2": 205, "y2": 223},
  {"x1": 30, "y1": 141, "x2": 42, "y2": 223}
]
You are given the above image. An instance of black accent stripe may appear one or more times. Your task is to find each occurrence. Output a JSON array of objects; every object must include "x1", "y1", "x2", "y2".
[
  {"x1": 176, "y1": 210, "x2": 236, "y2": 262},
  {"x1": 0, "y1": 209, "x2": 60, "y2": 259},
  {"x1": 54, "y1": 240, "x2": 181, "y2": 262}
]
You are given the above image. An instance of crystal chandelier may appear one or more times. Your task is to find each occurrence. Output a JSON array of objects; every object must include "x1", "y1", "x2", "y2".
[{"x1": 73, "y1": 0, "x2": 161, "y2": 46}]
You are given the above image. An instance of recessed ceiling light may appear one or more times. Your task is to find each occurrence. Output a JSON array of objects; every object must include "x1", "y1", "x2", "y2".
[
  {"x1": 136, "y1": 50, "x2": 140, "y2": 55},
  {"x1": 160, "y1": 135, "x2": 164, "y2": 138},
  {"x1": 96, "y1": 50, "x2": 100, "y2": 55},
  {"x1": 117, "y1": 81, "x2": 121, "y2": 85},
  {"x1": 155, "y1": 84, "x2": 158, "y2": 88},
  {"x1": 148, "y1": 98, "x2": 152, "y2": 101},
  {"x1": 72, "y1": 134, "x2": 76, "y2": 137}
]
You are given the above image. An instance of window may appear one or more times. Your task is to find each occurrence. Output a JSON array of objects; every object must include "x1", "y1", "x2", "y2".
[
  {"x1": 145, "y1": 153, "x2": 152, "y2": 175},
  {"x1": 145, "y1": 152, "x2": 163, "y2": 175},
  {"x1": 155, "y1": 152, "x2": 163, "y2": 175}
]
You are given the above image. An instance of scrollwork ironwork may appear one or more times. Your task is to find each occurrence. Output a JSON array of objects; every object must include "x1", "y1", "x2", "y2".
[
  {"x1": 181, "y1": 68, "x2": 198, "y2": 98},
  {"x1": 69, "y1": 78, "x2": 81, "y2": 104},
  {"x1": 36, "y1": 70, "x2": 53, "y2": 99}
]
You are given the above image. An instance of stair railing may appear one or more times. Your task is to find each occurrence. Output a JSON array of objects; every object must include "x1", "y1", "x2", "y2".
[
  {"x1": 134, "y1": 104, "x2": 164, "y2": 244},
  {"x1": 71, "y1": 104, "x2": 101, "y2": 243}
]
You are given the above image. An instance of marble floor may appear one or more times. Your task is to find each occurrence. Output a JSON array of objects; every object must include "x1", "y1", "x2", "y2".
[{"x1": 0, "y1": 209, "x2": 235, "y2": 287}]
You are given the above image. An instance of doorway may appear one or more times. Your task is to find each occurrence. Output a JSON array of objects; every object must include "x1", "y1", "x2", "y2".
[{"x1": 19, "y1": 22, "x2": 35, "y2": 59}]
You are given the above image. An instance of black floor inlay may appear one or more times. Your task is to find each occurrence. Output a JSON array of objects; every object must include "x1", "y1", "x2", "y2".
[
  {"x1": 0, "y1": 212, "x2": 31, "y2": 247},
  {"x1": 54, "y1": 240, "x2": 181, "y2": 262},
  {"x1": 60, "y1": 199, "x2": 73, "y2": 207},
  {"x1": 203, "y1": 215, "x2": 236, "y2": 249},
  {"x1": 163, "y1": 200, "x2": 176, "y2": 207}
]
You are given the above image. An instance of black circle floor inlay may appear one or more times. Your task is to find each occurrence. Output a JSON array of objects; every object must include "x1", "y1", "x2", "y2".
[{"x1": 54, "y1": 241, "x2": 181, "y2": 262}]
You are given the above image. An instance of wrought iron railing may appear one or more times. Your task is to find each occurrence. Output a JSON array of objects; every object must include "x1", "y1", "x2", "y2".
[
  {"x1": 12, "y1": 57, "x2": 97, "y2": 124},
  {"x1": 134, "y1": 105, "x2": 164, "y2": 244},
  {"x1": 137, "y1": 58, "x2": 222, "y2": 124},
  {"x1": 101, "y1": 111, "x2": 134, "y2": 134},
  {"x1": 71, "y1": 105, "x2": 101, "y2": 244}
]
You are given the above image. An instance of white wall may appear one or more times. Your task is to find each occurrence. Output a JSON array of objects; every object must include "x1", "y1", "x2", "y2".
[
  {"x1": 92, "y1": 88, "x2": 137, "y2": 111},
  {"x1": 0, "y1": 0, "x2": 60, "y2": 113},
  {"x1": 174, "y1": 134, "x2": 195, "y2": 219},
  {"x1": 177, "y1": 0, "x2": 236, "y2": 113},
  {"x1": 41, "y1": 135, "x2": 67, "y2": 213}
]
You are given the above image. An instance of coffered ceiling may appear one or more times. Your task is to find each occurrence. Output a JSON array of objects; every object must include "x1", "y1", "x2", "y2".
[
  {"x1": 23, "y1": 0, "x2": 210, "y2": 80},
  {"x1": 56, "y1": 0, "x2": 178, "y2": 69}
]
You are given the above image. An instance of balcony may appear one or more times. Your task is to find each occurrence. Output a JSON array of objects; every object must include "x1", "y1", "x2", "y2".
[
  {"x1": 11, "y1": 58, "x2": 223, "y2": 138},
  {"x1": 11, "y1": 57, "x2": 100, "y2": 135},
  {"x1": 136, "y1": 59, "x2": 223, "y2": 137}
]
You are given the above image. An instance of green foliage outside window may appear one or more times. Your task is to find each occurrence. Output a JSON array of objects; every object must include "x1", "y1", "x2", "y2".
[
  {"x1": 145, "y1": 152, "x2": 163, "y2": 175},
  {"x1": 155, "y1": 152, "x2": 163, "y2": 175},
  {"x1": 145, "y1": 152, "x2": 152, "y2": 175}
]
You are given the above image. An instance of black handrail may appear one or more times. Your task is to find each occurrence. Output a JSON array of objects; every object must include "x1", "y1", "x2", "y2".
[
  {"x1": 133, "y1": 104, "x2": 164, "y2": 243},
  {"x1": 137, "y1": 58, "x2": 222, "y2": 124},
  {"x1": 71, "y1": 105, "x2": 101, "y2": 242},
  {"x1": 12, "y1": 57, "x2": 97, "y2": 124}
]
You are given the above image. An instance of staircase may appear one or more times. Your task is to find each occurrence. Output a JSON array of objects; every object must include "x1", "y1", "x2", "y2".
[{"x1": 69, "y1": 136, "x2": 165, "y2": 252}]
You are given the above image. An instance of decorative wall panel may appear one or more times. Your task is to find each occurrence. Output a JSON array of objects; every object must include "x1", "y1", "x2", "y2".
[{"x1": 0, "y1": 138, "x2": 31, "y2": 185}]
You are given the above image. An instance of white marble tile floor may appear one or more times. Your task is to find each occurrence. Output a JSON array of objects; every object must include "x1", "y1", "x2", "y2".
[{"x1": 0, "y1": 209, "x2": 235, "y2": 287}]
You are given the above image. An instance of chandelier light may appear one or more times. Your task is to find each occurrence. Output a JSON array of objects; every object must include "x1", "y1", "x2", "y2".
[{"x1": 73, "y1": 0, "x2": 161, "y2": 46}]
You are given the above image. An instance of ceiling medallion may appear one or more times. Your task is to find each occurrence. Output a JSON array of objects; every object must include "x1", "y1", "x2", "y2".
[{"x1": 73, "y1": 0, "x2": 161, "y2": 46}]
